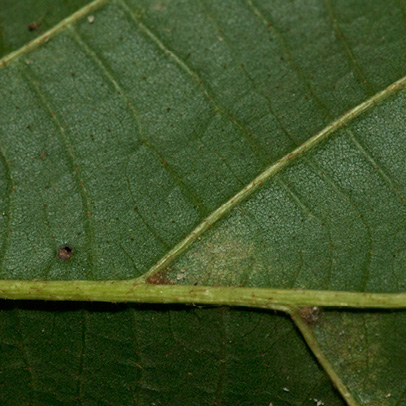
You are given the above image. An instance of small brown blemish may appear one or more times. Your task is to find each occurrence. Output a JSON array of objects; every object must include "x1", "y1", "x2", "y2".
[
  {"x1": 285, "y1": 152, "x2": 298, "y2": 160},
  {"x1": 299, "y1": 306, "x2": 320, "y2": 328},
  {"x1": 58, "y1": 245, "x2": 73, "y2": 260},
  {"x1": 146, "y1": 270, "x2": 174, "y2": 285},
  {"x1": 28, "y1": 22, "x2": 40, "y2": 31}
]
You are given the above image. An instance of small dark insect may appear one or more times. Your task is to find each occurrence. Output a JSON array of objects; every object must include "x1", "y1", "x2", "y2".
[
  {"x1": 28, "y1": 22, "x2": 40, "y2": 32},
  {"x1": 58, "y1": 245, "x2": 73, "y2": 261}
]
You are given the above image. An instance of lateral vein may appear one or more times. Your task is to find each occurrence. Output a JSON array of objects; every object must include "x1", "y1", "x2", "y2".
[
  {"x1": 0, "y1": 0, "x2": 109, "y2": 68},
  {"x1": 140, "y1": 74, "x2": 406, "y2": 282}
]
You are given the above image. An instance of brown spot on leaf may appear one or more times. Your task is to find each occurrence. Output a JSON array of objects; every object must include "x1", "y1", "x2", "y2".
[
  {"x1": 58, "y1": 245, "x2": 73, "y2": 261},
  {"x1": 299, "y1": 306, "x2": 320, "y2": 328},
  {"x1": 28, "y1": 22, "x2": 40, "y2": 31},
  {"x1": 146, "y1": 270, "x2": 174, "y2": 285}
]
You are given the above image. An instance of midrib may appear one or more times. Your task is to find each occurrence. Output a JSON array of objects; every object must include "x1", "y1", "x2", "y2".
[{"x1": 1, "y1": 281, "x2": 406, "y2": 308}]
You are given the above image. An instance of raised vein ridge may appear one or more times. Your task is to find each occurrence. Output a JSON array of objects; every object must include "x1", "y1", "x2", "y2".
[
  {"x1": 139, "y1": 74, "x2": 406, "y2": 282},
  {"x1": 0, "y1": 0, "x2": 108, "y2": 68}
]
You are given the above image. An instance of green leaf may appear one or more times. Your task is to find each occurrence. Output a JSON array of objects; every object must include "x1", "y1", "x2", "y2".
[
  {"x1": 0, "y1": 0, "x2": 90, "y2": 57},
  {"x1": 1, "y1": 0, "x2": 406, "y2": 404}
]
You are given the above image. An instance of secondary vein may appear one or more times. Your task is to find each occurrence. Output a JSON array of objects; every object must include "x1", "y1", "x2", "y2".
[
  {"x1": 0, "y1": 0, "x2": 109, "y2": 68},
  {"x1": 139, "y1": 73, "x2": 406, "y2": 282}
]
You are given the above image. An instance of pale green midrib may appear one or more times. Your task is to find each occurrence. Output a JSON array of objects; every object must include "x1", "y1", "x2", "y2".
[
  {"x1": 0, "y1": 0, "x2": 109, "y2": 68},
  {"x1": 1, "y1": 282, "x2": 406, "y2": 308},
  {"x1": 139, "y1": 74, "x2": 406, "y2": 282}
]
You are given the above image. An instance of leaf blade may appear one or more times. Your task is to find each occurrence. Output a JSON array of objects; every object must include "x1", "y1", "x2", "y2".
[{"x1": 1, "y1": 0, "x2": 406, "y2": 404}]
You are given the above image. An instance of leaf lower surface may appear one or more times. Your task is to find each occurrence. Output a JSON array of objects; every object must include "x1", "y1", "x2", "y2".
[
  {"x1": 0, "y1": 0, "x2": 90, "y2": 57},
  {"x1": 1, "y1": 0, "x2": 406, "y2": 405}
]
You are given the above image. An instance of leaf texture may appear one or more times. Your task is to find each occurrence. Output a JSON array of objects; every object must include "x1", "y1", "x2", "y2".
[{"x1": 1, "y1": 0, "x2": 406, "y2": 404}]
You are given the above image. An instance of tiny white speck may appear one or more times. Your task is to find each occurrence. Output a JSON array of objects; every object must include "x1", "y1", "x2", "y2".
[
  {"x1": 283, "y1": 387, "x2": 289, "y2": 392},
  {"x1": 88, "y1": 15, "x2": 95, "y2": 24}
]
